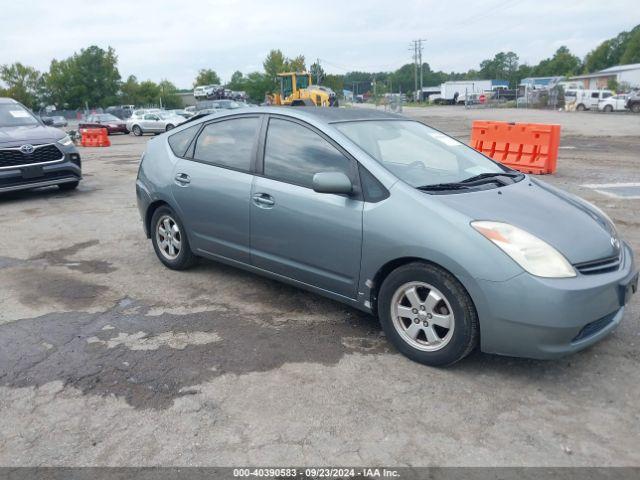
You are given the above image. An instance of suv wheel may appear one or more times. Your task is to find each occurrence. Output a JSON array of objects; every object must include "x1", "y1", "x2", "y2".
[
  {"x1": 377, "y1": 262, "x2": 479, "y2": 366},
  {"x1": 132, "y1": 125, "x2": 143, "y2": 136},
  {"x1": 631, "y1": 103, "x2": 640, "y2": 113},
  {"x1": 150, "y1": 206, "x2": 197, "y2": 270}
]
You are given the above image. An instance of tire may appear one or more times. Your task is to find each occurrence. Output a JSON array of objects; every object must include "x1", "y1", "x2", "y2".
[
  {"x1": 58, "y1": 181, "x2": 79, "y2": 191},
  {"x1": 377, "y1": 262, "x2": 479, "y2": 366},
  {"x1": 165, "y1": 124, "x2": 175, "y2": 132},
  {"x1": 150, "y1": 206, "x2": 197, "y2": 270},
  {"x1": 123, "y1": 130, "x2": 130, "y2": 135},
  {"x1": 132, "y1": 125, "x2": 143, "y2": 136},
  {"x1": 576, "y1": 104, "x2": 586, "y2": 111},
  {"x1": 631, "y1": 103, "x2": 640, "y2": 113},
  {"x1": 604, "y1": 105, "x2": 613, "y2": 112}
]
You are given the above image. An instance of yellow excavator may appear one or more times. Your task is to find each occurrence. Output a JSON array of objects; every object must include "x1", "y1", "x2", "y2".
[{"x1": 269, "y1": 72, "x2": 338, "y2": 107}]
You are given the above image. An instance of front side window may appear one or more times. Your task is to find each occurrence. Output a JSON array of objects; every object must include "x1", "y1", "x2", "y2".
[
  {"x1": 264, "y1": 118, "x2": 353, "y2": 189},
  {"x1": 334, "y1": 120, "x2": 505, "y2": 188},
  {"x1": 0, "y1": 103, "x2": 39, "y2": 127},
  {"x1": 280, "y1": 76, "x2": 293, "y2": 98},
  {"x1": 296, "y1": 75, "x2": 309, "y2": 90},
  {"x1": 193, "y1": 117, "x2": 260, "y2": 172}
]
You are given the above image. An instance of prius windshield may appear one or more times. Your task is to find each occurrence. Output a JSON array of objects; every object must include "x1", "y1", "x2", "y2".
[{"x1": 334, "y1": 120, "x2": 506, "y2": 187}]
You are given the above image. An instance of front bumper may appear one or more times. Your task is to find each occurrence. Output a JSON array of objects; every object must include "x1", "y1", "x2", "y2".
[
  {"x1": 0, "y1": 150, "x2": 81, "y2": 194},
  {"x1": 476, "y1": 242, "x2": 637, "y2": 359}
]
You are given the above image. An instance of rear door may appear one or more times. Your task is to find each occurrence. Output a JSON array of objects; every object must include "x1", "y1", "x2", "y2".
[
  {"x1": 250, "y1": 116, "x2": 364, "y2": 298},
  {"x1": 171, "y1": 115, "x2": 263, "y2": 264}
]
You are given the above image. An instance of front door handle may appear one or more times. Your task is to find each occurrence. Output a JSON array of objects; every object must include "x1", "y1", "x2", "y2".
[
  {"x1": 174, "y1": 173, "x2": 191, "y2": 185},
  {"x1": 252, "y1": 193, "x2": 275, "y2": 208}
]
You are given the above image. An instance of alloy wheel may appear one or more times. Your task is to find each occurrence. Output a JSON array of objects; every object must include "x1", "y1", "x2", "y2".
[
  {"x1": 390, "y1": 281, "x2": 455, "y2": 352},
  {"x1": 156, "y1": 215, "x2": 182, "y2": 260}
]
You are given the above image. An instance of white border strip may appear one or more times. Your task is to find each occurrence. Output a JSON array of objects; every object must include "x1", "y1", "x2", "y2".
[{"x1": 581, "y1": 182, "x2": 640, "y2": 200}]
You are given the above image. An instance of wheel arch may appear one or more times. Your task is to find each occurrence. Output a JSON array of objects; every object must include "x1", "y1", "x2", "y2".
[
  {"x1": 368, "y1": 256, "x2": 486, "y2": 328},
  {"x1": 144, "y1": 199, "x2": 171, "y2": 238}
]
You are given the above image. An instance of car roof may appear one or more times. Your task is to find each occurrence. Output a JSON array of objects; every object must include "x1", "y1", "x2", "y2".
[{"x1": 205, "y1": 106, "x2": 406, "y2": 124}]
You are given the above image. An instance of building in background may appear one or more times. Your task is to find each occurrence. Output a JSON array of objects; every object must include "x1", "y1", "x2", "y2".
[{"x1": 570, "y1": 64, "x2": 640, "y2": 90}]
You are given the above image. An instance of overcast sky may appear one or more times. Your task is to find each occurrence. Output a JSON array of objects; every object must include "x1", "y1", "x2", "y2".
[{"x1": 1, "y1": 0, "x2": 639, "y2": 88}]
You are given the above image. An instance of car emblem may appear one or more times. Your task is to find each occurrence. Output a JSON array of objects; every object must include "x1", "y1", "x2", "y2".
[
  {"x1": 20, "y1": 144, "x2": 35, "y2": 154},
  {"x1": 611, "y1": 237, "x2": 620, "y2": 250}
]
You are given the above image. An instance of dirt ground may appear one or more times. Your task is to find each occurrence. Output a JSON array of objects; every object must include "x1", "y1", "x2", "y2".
[{"x1": 0, "y1": 107, "x2": 638, "y2": 467}]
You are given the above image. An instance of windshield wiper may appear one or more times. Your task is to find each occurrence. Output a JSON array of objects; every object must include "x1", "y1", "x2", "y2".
[
  {"x1": 459, "y1": 171, "x2": 523, "y2": 184},
  {"x1": 417, "y1": 183, "x2": 471, "y2": 191}
]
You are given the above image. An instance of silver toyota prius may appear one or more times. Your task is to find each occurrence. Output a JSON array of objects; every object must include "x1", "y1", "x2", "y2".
[{"x1": 136, "y1": 107, "x2": 638, "y2": 366}]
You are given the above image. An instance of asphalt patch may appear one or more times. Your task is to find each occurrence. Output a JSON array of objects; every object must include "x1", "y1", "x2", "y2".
[{"x1": 0, "y1": 303, "x2": 386, "y2": 409}]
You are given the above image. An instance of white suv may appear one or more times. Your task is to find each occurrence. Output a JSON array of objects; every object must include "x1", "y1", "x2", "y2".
[{"x1": 194, "y1": 85, "x2": 217, "y2": 100}]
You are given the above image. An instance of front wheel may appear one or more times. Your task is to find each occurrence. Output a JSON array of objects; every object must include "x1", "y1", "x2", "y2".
[
  {"x1": 132, "y1": 125, "x2": 143, "y2": 136},
  {"x1": 576, "y1": 104, "x2": 586, "y2": 111},
  {"x1": 165, "y1": 124, "x2": 175, "y2": 132},
  {"x1": 377, "y1": 262, "x2": 479, "y2": 366},
  {"x1": 631, "y1": 103, "x2": 640, "y2": 113},
  {"x1": 604, "y1": 105, "x2": 613, "y2": 112},
  {"x1": 150, "y1": 206, "x2": 197, "y2": 270}
]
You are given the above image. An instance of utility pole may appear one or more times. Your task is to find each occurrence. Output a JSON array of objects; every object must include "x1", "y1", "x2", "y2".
[
  {"x1": 316, "y1": 57, "x2": 322, "y2": 85},
  {"x1": 410, "y1": 38, "x2": 427, "y2": 102}
]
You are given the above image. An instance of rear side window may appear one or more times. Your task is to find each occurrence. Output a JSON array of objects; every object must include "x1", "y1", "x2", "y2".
[
  {"x1": 263, "y1": 118, "x2": 353, "y2": 188},
  {"x1": 168, "y1": 124, "x2": 200, "y2": 157},
  {"x1": 193, "y1": 116, "x2": 260, "y2": 172}
]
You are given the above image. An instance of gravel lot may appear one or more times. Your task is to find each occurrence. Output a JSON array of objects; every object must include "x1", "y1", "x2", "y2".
[{"x1": 0, "y1": 107, "x2": 638, "y2": 466}]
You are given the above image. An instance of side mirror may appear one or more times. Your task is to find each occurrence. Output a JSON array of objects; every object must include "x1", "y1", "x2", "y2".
[
  {"x1": 42, "y1": 117, "x2": 54, "y2": 126},
  {"x1": 312, "y1": 172, "x2": 353, "y2": 195}
]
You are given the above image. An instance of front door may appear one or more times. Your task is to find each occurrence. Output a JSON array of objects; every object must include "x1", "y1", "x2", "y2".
[
  {"x1": 250, "y1": 117, "x2": 363, "y2": 298},
  {"x1": 171, "y1": 115, "x2": 262, "y2": 264}
]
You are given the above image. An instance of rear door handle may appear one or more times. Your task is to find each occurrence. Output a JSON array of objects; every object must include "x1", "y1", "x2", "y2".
[
  {"x1": 174, "y1": 173, "x2": 191, "y2": 185},
  {"x1": 252, "y1": 193, "x2": 275, "y2": 207}
]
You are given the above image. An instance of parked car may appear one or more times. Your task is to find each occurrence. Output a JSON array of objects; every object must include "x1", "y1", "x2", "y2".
[
  {"x1": 598, "y1": 94, "x2": 629, "y2": 112},
  {"x1": 194, "y1": 85, "x2": 220, "y2": 100},
  {"x1": 167, "y1": 109, "x2": 194, "y2": 119},
  {"x1": 0, "y1": 97, "x2": 81, "y2": 193},
  {"x1": 136, "y1": 107, "x2": 637, "y2": 366},
  {"x1": 626, "y1": 91, "x2": 640, "y2": 113},
  {"x1": 566, "y1": 89, "x2": 614, "y2": 111},
  {"x1": 206, "y1": 99, "x2": 244, "y2": 110},
  {"x1": 79, "y1": 113, "x2": 129, "y2": 135},
  {"x1": 126, "y1": 111, "x2": 186, "y2": 136},
  {"x1": 105, "y1": 106, "x2": 133, "y2": 120}
]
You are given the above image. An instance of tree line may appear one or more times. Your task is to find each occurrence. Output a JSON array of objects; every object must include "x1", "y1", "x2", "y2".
[{"x1": 1, "y1": 24, "x2": 638, "y2": 109}]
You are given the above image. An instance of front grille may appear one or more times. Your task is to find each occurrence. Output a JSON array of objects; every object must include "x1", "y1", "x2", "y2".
[
  {"x1": 0, "y1": 144, "x2": 64, "y2": 169},
  {"x1": 572, "y1": 311, "x2": 618, "y2": 342},
  {"x1": 574, "y1": 254, "x2": 621, "y2": 275}
]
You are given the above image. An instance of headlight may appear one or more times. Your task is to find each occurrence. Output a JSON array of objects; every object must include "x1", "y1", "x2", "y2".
[
  {"x1": 57, "y1": 135, "x2": 73, "y2": 146},
  {"x1": 471, "y1": 221, "x2": 576, "y2": 278}
]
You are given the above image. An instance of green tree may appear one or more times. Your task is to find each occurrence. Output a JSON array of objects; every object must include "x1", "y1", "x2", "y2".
[
  {"x1": 0, "y1": 62, "x2": 43, "y2": 108},
  {"x1": 45, "y1": 45, "x2": 120, "y2": 108},
  {"x1": 243, "y1": 72, "x2": 272, "y2": 102},
  {"x1": 620, "y1": 27, "x2": 640, "y2": 64},
  {"x1": 194, "y1": 69, "x2": 221, "y2": 87},
  {"x1": 263, "y1": 49, "x2": 287, "y2": 84},
  {"x1": 287, "y1": 55, "x2": 306, "y2": 72},
  {"x1": 309, "y1": 61, "x2": 325, "y2": 84},
  {"x1": 159, "y1": 79, "x2": 182, "y2": 108},
  {"x1": 136, "y1": 80, "x2": 161, "y2": 106},
  {"x1": 533, "y1": 46, "x2": 581, "y2": 77},
  {"x1": 120, "y1": 75, "x2": 139, "y2": 104},
  {"x1": 322, "y1": 74, "x2": 344, "y2": 94}
]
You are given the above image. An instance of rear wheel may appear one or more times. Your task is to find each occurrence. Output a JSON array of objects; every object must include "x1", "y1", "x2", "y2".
[
  {"x1": 165, "y1": 124, "x2": 175, "y2": 132},
  {"x1": 576, "y1": 104, "x2": 586, "y2": 111},
  {"x1": 150, "y1": 206, "x2": 197, "y2": 270},
  {"x1": 604, "y1": 105, "x2": 613, "y2": 112},
  {"x1": 377, "y1": 262, "x2": 479, "y2": 366},
  {"x1": 132, "y1": 125, "x2": 143, "y2": 136},
  {"x1": 631, "y1": 103, "x2": 640, "y2": 113}
]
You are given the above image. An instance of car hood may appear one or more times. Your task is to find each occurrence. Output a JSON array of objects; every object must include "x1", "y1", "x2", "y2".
[
  {"x1": 0, "y1": 125, "x2": 65, "y2": 146},
  {"x1": 435, "y1": 177, "x2": 619, "y2": 264}
]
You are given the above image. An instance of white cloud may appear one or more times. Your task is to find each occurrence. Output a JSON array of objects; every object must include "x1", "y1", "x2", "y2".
[{"x1": 0, "y1": 0, "x2": 638, "y2": 87}]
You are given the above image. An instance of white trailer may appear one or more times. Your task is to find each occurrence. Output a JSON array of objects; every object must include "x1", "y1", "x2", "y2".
[{"x1": 440, "y1": 80, "x2": 493, "y2": 104}]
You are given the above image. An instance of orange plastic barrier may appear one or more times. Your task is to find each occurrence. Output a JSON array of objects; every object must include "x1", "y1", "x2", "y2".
[
  {"x1": 470, "y1": 121, "x2": 560, "y2": 174},
  {"x1": 80, "y1": 128, "x2": 110, "y2": 147}
]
